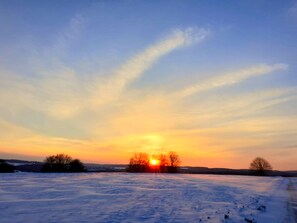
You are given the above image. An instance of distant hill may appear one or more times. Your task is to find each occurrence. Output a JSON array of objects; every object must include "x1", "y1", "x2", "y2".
[
  {"x1": 179, "y1": 166, "x2": 297, "y2": 177},
  {"x1": 4, "y1": 159, "x2": 44, "y2": 172},
  {"x1": 1, "y1": 159, "x2": 297, "y2": 176},
  {"x1": 2, "y1": 159, "x2": 128, "y2": 173}
]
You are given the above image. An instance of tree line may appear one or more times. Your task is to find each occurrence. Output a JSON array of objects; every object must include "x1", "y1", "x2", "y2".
[
  {"x1": 0, "y1": 153, "x2": 273, "y2": 176},
  {"x1": 128, "y1": 151, "x2": 181, "y2": 173}
]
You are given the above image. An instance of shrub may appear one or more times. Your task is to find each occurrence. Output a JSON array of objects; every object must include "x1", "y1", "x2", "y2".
[
  {"x1": 0, "y1": 160, "x2": 15, "y2": 173},
  {"x1": 42, "y1": 154, "x2": 86, "y2": 172},
  {"x1": 69, "y1": 159, "x2": 86, "y2": 172}
]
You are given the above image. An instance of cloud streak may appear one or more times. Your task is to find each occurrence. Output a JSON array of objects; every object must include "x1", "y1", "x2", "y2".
[
  {"x1": 174, "y1": 63, "x2": 288, "y2": 98},
  {"x1": 91, "y1": 27, "x2": 209, "y2": 105},
  {"x1": 0, "y1": 27, "x2": 209, "y2": 119}
]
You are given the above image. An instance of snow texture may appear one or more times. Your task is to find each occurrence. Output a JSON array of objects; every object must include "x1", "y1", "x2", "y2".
[
  {"x1": 0, "y1": 173, "x2": 292, "y2": 223},
  {"x1": 286, "y1": 178, "x2": 297, "y2": 223}
]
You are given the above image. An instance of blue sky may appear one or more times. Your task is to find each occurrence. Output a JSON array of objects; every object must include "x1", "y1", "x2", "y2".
[{"x1": 0, "y1": 0, "x2": 297, "y2": 169}]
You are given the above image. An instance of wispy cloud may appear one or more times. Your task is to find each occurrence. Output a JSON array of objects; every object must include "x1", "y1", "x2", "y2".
[
  {"x1": 173, "y1": 87, "x2": 297, "y2": 128},
  {"x1": 0, "y1": 27, "x2": 210, "y2": 120},
  {"x1": 44, "y1": 14, "x2": 85, "y2": 60},
  {"x1": 289, "y1": 1, "x2": 297, "y2": 16},
  {"x1": 174, "y1": 63, "x2": 288, "y2": 98},
  {"x1": 91, "y1": 27, "x2": 209, "y2": 105}
]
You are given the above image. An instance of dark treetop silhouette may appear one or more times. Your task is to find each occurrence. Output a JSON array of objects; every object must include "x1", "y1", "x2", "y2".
[
  {"x1": 42, "y1": 154, "x2": 86, "y2": 172},
  {"x1": 249, "y1": 157, "x2": 272, "y2": 176},
  {"x1": 0, "y1": 159, "x2": 15, "y2": 173}
]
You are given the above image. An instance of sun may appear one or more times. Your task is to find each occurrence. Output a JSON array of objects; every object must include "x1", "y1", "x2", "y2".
[{"x1": 150, "y1": 158, "x2": 159, "y2": 166}]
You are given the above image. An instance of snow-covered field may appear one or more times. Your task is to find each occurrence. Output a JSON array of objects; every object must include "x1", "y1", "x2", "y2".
[
  {"x1": 0, "y1": 173, "x2": 293, "y2": 223},
  {"x1": 288, "y1": 178, "x2": 297, "y2": 223}
]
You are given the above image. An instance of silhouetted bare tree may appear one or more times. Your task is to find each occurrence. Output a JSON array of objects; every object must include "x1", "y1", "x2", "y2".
[
  {"x1": 42, "y1": 154, "x2": 86, "y2": 172},
  {"x1": 168, "y1": 151, "x2": 181, "y2": 173},
  {"x1": 128, "y1": 153, "x2": 150, "y2": 172},
  {"x1": 158, "y1": 154, "x2": 169, "y2": 173},
  {"x1": 250, "y1": 157, "x2": 272, "y2": 176}
]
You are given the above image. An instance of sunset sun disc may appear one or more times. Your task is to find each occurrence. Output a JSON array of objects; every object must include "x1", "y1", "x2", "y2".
[{"x1": 150, "y1": 159, "x2": 159, "y2": 166}]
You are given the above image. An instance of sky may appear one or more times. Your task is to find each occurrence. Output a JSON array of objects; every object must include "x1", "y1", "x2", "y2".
[{"x1": 0, "y1": 0, "x2": 297, "y2": 170}]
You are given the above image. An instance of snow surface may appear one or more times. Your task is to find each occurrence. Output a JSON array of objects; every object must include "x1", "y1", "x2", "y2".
[
  {"x1": 287, "y1": 178, "x2": 297, "y2": 223},
  {"x1": 0, "y1": 173, "x2": 291, "y2": 223}
]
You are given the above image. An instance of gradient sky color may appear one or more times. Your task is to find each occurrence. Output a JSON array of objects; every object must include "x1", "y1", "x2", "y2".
[{"x1": 1, "y1": 0, "x2": 297, "y2": 170}]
